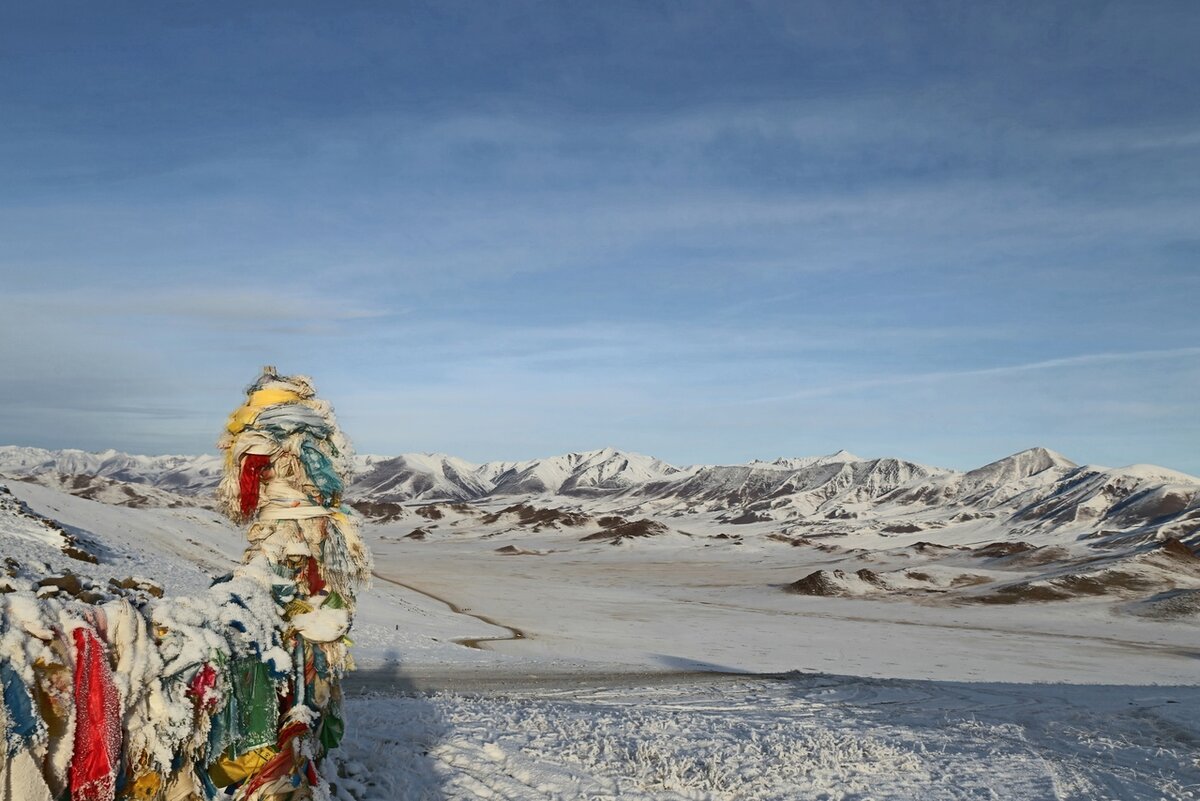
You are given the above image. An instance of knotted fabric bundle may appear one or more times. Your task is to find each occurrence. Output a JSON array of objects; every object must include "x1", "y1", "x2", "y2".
[{"x1": 213, "y1": 366, "x2": 372, "y2": 799}]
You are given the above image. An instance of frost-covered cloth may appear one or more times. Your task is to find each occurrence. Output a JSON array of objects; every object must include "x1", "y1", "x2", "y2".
[
  {"x1": 68, "y1": 626, "x2": 120, "y2": 801},
  {"x1": 0, "y1": 564, "x2": 289, "y2": 801},
  {"x1": 213, "y1": 367, "x2": 372, "y2": 799},
  {"x1": 1, "y1": 368, "x2": 365, "y2": 801},
  {"x1": 0, "y1": 748, "x2": 54, "y2": 801},
  {"x1": 1, "y1": 661, "x2": 40, "y2": 755}
]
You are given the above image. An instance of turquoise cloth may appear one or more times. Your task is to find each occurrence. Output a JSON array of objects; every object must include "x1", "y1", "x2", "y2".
[{"x1": 299, "y1": 437, "x2": 342, "y2": 505}]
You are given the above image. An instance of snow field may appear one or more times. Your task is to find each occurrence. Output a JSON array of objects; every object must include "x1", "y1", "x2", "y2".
[{"x1": 331, "y1": 677, "x2": 1200, "y2": 801}]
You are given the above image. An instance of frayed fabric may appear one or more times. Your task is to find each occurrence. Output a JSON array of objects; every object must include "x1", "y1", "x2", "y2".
[
  {"x1": 212, "y1": 367, "x2": 371, "y2": 798},
  {"x1": 1, "y1": 368, "x2": 369, "y2": 801}
]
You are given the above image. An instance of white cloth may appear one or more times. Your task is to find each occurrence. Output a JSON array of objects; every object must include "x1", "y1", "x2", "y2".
[
  {"x1": 258, "y1": 478, "x2": 333, "y2": 521},
  {"x1": 0, "y1": 748, "x2": 54, "y2": 801}
]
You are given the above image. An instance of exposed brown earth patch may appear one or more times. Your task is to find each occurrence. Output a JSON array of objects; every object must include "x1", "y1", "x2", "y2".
[
  {"x1": 109, "y1": 576, "x2": 165, "y2": 598},
  {"x1": 855, "y1": 568, "x2": 887, "y2": 588},
  {"x1": 351, "y1": 500, "x2": 407, "y2": 522},
  {"x1": 481, "y1": 503, "x2": 590, "y2": 529},
  {"x1": 494, "y1": 545, "x2": 543, "y2": 556},
  {"x1": 973, "y1": 541, "x2": 1036, "y2": 558},
  {"x1": 61, "y1": 542, "x2": 100, "y2": 564},
  {"x1": 882, "y1": 523, "x2": 923, "y2": 534},
  {"x1": 910, "y1": 541, "x2": 964, "y2": 554},
  {"x1": 784, "y1": 569, "x2": 847, "y2": 596},
  {"x1": 405, "y1": 528, "x2": 429, "y2": 541},
  {"x1": 1160, "y1": 537, "x2": 1198, "y2": 559},
  {"x1": 1054, "y1": 571, "x2": 1158, "y2": 596},
  {"x1": 728, "y1": 511, "x2": 770, "y2": 524},
  {"x1": 972, "y1": 569, "x2": 1160, "y2": 604},
  {"x1": 766, "y1": 533, "x2": 814, "y2": 547},
  {"x1": 580, "y1": 519, "x2": 668, "y2": 543},
  {"x1": 415, "y1": 504, "x2": 444, "y2": 520},
  {"x1": 970, "y1": 583, "x2": 1074, "y2": 604}
]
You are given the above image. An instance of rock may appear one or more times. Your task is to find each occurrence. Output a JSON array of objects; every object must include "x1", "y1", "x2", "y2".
[
  {"x1": 38, "y1": 573, "x2": 83, "y2": 597},
  {"x1": 855, "y1": 568, "x2": 887, "y2": 587},
  {"x1": 1160, "y1": 537, "x2": 1198, "y2": 559},
  {"x1": 784, "y1": 569, "x2": 846, "y2": 596}
]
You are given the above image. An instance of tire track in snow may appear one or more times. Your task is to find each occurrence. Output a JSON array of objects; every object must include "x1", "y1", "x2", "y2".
[{"x1": 371, "y1": 570, "x2": 527, "y2": 650}]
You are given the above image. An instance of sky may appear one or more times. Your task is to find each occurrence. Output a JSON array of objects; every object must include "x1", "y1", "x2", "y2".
[{"x1": 1, "y1": 1, "x2": 1198, "y2": 473}]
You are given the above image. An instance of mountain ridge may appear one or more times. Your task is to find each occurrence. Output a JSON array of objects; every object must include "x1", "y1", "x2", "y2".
[{"x1": 2, "y1": 444, "x2": 1197, "y2": 547}]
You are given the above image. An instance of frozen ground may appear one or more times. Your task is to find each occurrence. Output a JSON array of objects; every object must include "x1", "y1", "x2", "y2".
[
  {"x1": 361, "y1": 527, "x2": 1200, "y2": 685},
  {"x1": 333, "y1": 676, "x2": 1200, "y2": 801},
  {"x1": 4, "y1": 481, "x2": 1199, "y2": 800}
]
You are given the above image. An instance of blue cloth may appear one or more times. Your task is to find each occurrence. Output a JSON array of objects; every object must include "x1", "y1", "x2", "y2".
[{"x1": 1, "y1": 661, "x2": 41, "y2": 755}]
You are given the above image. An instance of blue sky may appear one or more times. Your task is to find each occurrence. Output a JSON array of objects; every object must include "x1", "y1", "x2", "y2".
[{"x1": 2, "y1": 1, "x2": 1198, "y2": 472}]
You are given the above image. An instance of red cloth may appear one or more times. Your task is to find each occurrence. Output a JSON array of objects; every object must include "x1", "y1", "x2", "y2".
[
  {"x1": 70, "y1": 627, "x2": 121, "y2": 801},
  {"x1": 304, "y1": 557, "x2": 326, "y2": 595},
  {"x1": 186, "y1": 663, "x2": 220, "y2": 712},
  {"x1": 239, "y1": 454, "x2": 273, "y2": 518}
]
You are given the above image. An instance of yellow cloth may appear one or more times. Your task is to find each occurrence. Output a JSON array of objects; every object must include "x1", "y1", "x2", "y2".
[
  {"x1": 120, "y1": 771, "x2": 163, "y2": 800},
  {"x1": 284, "y1": 598, "x2": 315, "y2": 619},
  {"x1": 224, "y1": 388, "x2": 301, "y2": 434},
  {"x1": 208, "y1": 746, "x2": 278, "y2": 787}
]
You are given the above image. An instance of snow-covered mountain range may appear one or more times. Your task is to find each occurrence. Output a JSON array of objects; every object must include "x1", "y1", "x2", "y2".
[{"x1": 2, "y1": 444, "x2": 1198, "y2": 547}]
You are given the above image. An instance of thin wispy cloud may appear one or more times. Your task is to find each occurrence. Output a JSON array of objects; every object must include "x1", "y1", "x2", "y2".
[{"x1": 745, "y1": 347, "x2": 1200, "y2": 404}]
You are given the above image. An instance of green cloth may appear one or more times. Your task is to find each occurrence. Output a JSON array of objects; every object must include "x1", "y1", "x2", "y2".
[
  {"x1": 319, "y1": 706, "x2": 344, "y2": 752},
  {"x1": 231, "y1": 658, "x2": 278, "y2": 754}
]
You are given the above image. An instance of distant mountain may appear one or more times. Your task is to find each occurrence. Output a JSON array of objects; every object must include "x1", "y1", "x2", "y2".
[
  {"x1": 2, "y1": 444, "x2": 1197, "y2": 546},
  {"x1": 488, "y1": 447, "x2": 682, "y2": 497},
  {"x1": 0, "y1": 446, "x2": 224, "y2": 494},
  {"x1": 619, "y1": 455, "x2": 948, "y2": 522},
  {"x1": 353, "y1": 453, "x2": 492, "y2": 503}
]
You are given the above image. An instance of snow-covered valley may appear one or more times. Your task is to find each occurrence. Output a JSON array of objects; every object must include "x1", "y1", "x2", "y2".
[{"x1": 2, "y1": 446, "x2": 1199, "y2": 799}]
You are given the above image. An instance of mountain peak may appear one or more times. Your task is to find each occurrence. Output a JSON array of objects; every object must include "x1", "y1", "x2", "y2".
[
  {"x1": 1011, "y1": 446, "x2": 1075, "y2": 467},
  {"x1": 962, "y1": 447, "x2": 1077, "y2": 490},
  {"x1": 758, "y1": 450, "x2": 863, "y2": 470}
]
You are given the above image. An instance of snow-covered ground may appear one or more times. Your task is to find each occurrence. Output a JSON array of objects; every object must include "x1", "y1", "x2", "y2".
[
  {"x1": 3, "y1": 480, "x2": 1199, "y2": 800},
  {"x1": 358, "y1": 512, "x2": 1200, "y2": 685},
  {"x1": 334, "y1": 676, "x2": 1200, "y2": 801}
]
